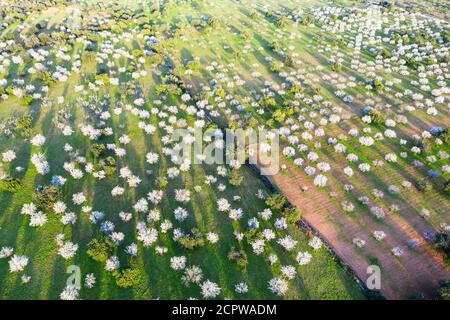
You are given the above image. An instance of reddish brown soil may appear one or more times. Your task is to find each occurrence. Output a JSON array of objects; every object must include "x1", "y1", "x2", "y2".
[{"x1": 268, "y1": 160, "x2": 450, "y2": 299}]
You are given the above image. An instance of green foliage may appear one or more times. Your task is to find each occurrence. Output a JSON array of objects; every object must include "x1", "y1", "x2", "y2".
[
  {"x1": 0, "y1": 177, "x2": 21, "y2": 192},
  {"x1": 330, "y1": 62, "x2": 341, "y2": 72},
  {"x1": 405, "y1": 57, "x2": 420, "y2": 70},
  {"x1": 437, "y1": 129, "x2": 449, "y2": 145},
  {"x1": 150, "y1": 53, "x2": 164, "y2": 65},
  {"x1": 272, "y1": 109, "x2": 286, "y2": 123},
  {"x1": 416, "y1": 178, "x2": 433, "y2": 193},
  {"x1": 115, "y1": 268, "x2": 142, "y2": 288},
  {"x1": 156, "y1": 176, "x2": 168, "y2": 189},
  {"x1": 33, "y1": 186, "x2": 61, "y2": 212},
  {"x1": 15, "y1": 115, "x2": 33, "y2": 137},
  {"x1": 228, "y1": 248, "x2": 248, "y2": 268},
  {"x1": 371, "y1": 79, "x2": 384, "y2": 92},
  {"x1": 244, "y1": 227, "x2": 259, "y2": 241},
  {"x1": 178, "y1": 228, "x2": 205, "y2": 250},
  {"x1": 438, "y1": 280, "x2": 450, "y2": 300},
  {"x1": 269, "y1": 61, "x2": 283, "y2": 73},
  {"x1": 282, "y1": 206, "x2": 300, "y2": 224},
  {"x1": 444, "y1": 181, "x2": 450, "y2": 195},
  {"x1": 37, "y1": 70, "x2": 56, "y2": 87},
  {"x1": 205, "y1": 16, "x2": 219, "y2": 29},
  {"x1": 260, "y1": 97, "x2": 276, "y2": 109},
  {"x1": 435, "y1": 232, "x2": 450, "y2": 261},
  {"x1": 269, "y1": 41, "x2": 280, "y2": 51},
  {"x1": 214, "y1": 88, "x2": 226, "y2": 99},
  {"x1": 186, "y1": 59, "x2": 200, "y2": 71},
  {"x1": 247, "y1": 117, "x2": 259, "y2": 128},
  {"x1": 98, "y1": 156, "x2": 116, "y2": 175},
  {"x1": 95, "y1": 74, "x2": 110, "y2": 85},
  {"x1": 155, "y1": 84, "x2": 168, "y2": 96},
  {"x1": 240, "y1": 30, "x2": 250, "y2": 40},
  {"x1": 287, "y1": 84, "x2": 304, "y2": 96},
  {"x1": 369, "y1": 109, "x2": 386, "y2": 125},
  {"x1": 229, "y1": 169, "x2": 243, "y2": 186},
  {"x1": 375, "y1": 48, "x2": 392, "y2": 59},
  {"x1": 300, "y1": 15, "x2": 314, "y2": 25},
  {"x1": 265, "y1": 194, "x2": 287, "y2": 211},
  {"x1": 283, "y1": 54, "x2": 294, "y2": 67},
  {"x1": 19, "y1": 95, "x2": 33, "y2": 106},
  {"x1": 87, "y1": 237, "x2": 114, "y2": 263},
  {"x1": 90, "y1": 143, "x2": 106, "y2": 158},
  {"x1": 166, "y1": 83, "x2": 182, "y2": 95},
  {"x1": 276, "y1": 16, "x2": 288, "y2": 28},
  {"x1": 132, "y1": 49, "x2": 144, "y2": 59}
]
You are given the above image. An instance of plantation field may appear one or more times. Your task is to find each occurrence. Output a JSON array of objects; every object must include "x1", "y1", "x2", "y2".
[{"x1": 0, "y1": 0, "x2": 449, "y2": 300}]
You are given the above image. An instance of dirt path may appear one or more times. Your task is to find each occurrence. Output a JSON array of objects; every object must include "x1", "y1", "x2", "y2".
[{"x1": 267, "y1": 160, "x2": 450, "y2": 299}]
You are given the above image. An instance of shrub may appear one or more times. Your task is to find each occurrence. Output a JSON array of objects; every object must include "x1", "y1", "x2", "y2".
[
  {"x1": 98, "y1": 156, "x2": 116, "y2": 175},
  {"x1": 272, "y1": 109, "x2": 286, "y2": 123},
  {"x1": 33, "y1": 185, "x2": 61, "y2": 211},
  {"x1": 19, "y1": 95, "x2": 33, "y2": 106},
  {"x1": 244, "y1": 228, "x2": 259, "y2": 241},
  {"x1": 132, "y1": 49, "x2": 144, "y2": 59},
  {"x1": 228, "y1": 248, "x2": 248, "y2": 268},
  {"x1": 178, "y1": 228, "x2": 205, "y2": 250},
  {"x1": 287, "y1": 85, "x2": 303, "y2": 96},
  {"x1": 95, "y1": 74, "x2": 110, "y2": 85},
  {"x1": 269, "y1": 61, "x2": 283, "y2": 73},
  {"x1": 415, "y1": 179, "x2": 433, "y2": 193},
  {"x1": 369, "y1": 109, "x2": 386, "y2": 125},
  {"x1": 437, "y1": 129, "x2": 449, "y2": 145},
  {"x1": 90, "y1": 143, "x2": 106, "y2": 158},
  {"x1": 115, "y1": 268, "x2": 141, "y2": 288},
  {"x1": 260, "y1": 97, "x2": 276, "y2": 109},
  {"x1": 0, "y1": 177, "x2": 21, "y2": 192},
  {"x1": 275, "y1": 16, "x2": 288, "y2": 28},
  {"x1": 269, "y1": 41, "x2": 280, "y2": 51},
  {"x1": 155, "y1": 84, "x2": 168, "y2": 96},
  {"x1": 229, "y1": 170, "x2": 243, "y2": 186},
  {"x1": 435, "y1": 232, "x2": 450, "y2": 260},
  {"x1": 37, "y1": 70, "x2": 55, "y2": 87},
  {"x1": 265, "y1": 194, "x2": 287, "y2": 211},
  {"x1": 150, "y1": 53, "x2": 164, "y2": 65},
  {"x1": 87, "y1": 237, "x2": 114, "y2": 263},
  {"x1": 372, "y1": 79, "x2": 384, "y2": 92},
  {"x1": 375, "y1": 48, "x2": 392, "y2": 59},
  {"x1": 438, "y1": 280, "x2": 450, "y2": 300},
  {"x1": 283, "y1": 54, "x2": 294, "y2": 67},
  {"x1": 331, "y1": 62, "x2": 341, "y2": 71},
  {"x1": 156, "y1": 176, "x2": 168, "y2": 189},
  {"x1": 405, "y1": 57, "x2": 420, "y2": 70},
  {"x1": 444, "y1": 181, "x2": 450, "y2": 195},
  {"x1": 282, "y1": 206, "x2": 300, "y2": 224},
  {"x1": 300, "y1": 15, "x2": 314, "y2": 25}
]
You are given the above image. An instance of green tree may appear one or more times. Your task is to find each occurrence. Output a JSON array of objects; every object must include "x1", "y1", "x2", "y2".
[
  {"x1": 115, "y1": 268, "x2": 142, "y2": 288},
  {"x1": 229, "y1": 170, "x2": 244, "y2": 186},
  {"x1": 228, "y1": 248, "x2": 248, "y2": 268},
  {"x1": 87, "y1": 237, "x2": 114, "y2": 263},
  {"x1": 265, "y1": 194, "x2": 287, "y2": 211}
]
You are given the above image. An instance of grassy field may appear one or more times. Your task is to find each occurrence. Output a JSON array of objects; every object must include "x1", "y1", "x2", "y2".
[{"x1": 0, "y1": 0, "x2": 369, "y2": 299}]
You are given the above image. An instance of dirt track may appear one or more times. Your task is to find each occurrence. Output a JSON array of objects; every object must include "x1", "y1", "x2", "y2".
[{"x1": 268, "y1": 160, "x2": 450, "y2": 299}]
